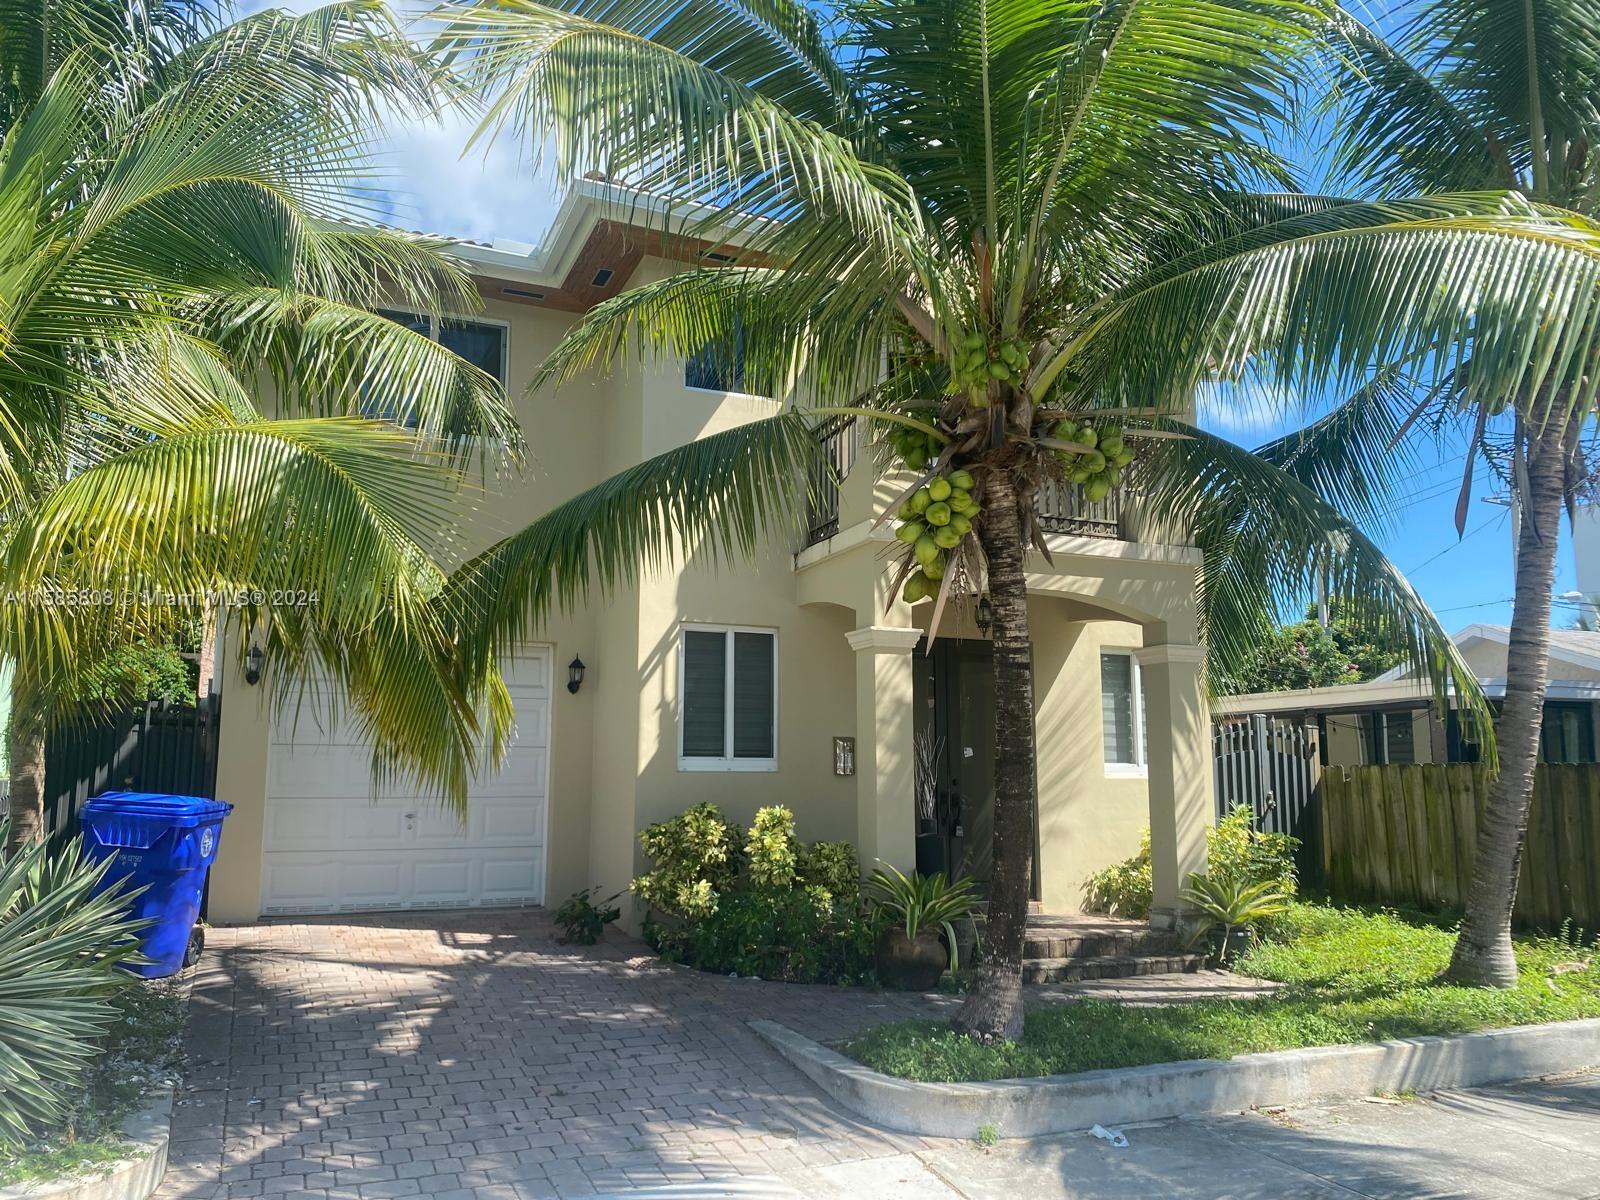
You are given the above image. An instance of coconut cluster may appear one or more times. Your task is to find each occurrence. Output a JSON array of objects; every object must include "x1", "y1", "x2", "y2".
[
  {"x1": 895, "y1": 468, "x2": 981, "y2": 602},
  {"x1": 889, "y1": 410, "x2": 944, "y2": 471},
  {"x1": 948, "y1": 332, "x2": 1029, "y2": 409},
  {"x1": 1049, "y1": 419, "x2": 1136, "y2": 503}
]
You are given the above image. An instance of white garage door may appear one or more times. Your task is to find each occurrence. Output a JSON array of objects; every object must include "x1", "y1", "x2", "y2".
[{"x1": 260, "y1": 650, "x2": 551, "y2": 914}]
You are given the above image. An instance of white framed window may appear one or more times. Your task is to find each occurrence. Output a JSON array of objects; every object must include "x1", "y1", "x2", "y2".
[
  {"x1": 678, "y1": 624, "x2": 778, "y2": 771},
  {"x1": 369, "y1": 309, "x2": 509, "y2": 425},
  {"x1": 1100, "y1": 651, "x2": 1147, "y2": 776}
]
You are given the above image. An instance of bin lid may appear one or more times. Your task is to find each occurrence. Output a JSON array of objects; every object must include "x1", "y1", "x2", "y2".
[{"x1": 81, "y1": 791, "x2": 233, "y2": 822}]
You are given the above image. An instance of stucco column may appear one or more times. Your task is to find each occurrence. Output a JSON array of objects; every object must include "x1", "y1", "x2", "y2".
[
  {"x1": 845, "y1": 625, "x2": 922, "y2": 873},
  {"x1": 207, "y1": 619, "x2": 271, "y2": 924},
  {"x1": 1137, "y1": 642, "x2": 1211, "y2": 926}
]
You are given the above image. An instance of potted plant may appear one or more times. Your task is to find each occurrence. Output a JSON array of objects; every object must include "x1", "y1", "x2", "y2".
[
  {"x1": 865, "y1": 864, "x2": 977, "y2": 990},
  {"x1": 1179, "y1": 873, "x2": 1291, "y2": 965}
]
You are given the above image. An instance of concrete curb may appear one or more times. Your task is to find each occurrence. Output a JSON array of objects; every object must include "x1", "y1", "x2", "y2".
[
  {"x1": 0, "y1": 1090, "x2": 172, "y2": 1200},
  {"x1": 751, "y1": 1017, "x2": 1600, "y2": 1139}
]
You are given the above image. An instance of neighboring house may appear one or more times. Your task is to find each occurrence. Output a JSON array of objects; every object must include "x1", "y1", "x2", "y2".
[
  {"x1": 1215, "y1": 623, "x2": 1600, "y2": 767},
  {"x1": 205, "y1": 181, "x2": 1214, "y2": 927}
]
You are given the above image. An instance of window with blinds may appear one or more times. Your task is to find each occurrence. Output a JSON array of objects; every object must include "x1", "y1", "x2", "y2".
[
  {"x1": 1100, "y1": 651, "x2": 1146, "y2": 771},
  {"x1": 679, "y1": 625, "x2": 778, "y2": 770}
]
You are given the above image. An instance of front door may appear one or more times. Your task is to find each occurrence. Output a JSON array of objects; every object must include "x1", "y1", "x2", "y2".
[{"x1": 913, "y1": 638, "x2": 997, "y2": 884}]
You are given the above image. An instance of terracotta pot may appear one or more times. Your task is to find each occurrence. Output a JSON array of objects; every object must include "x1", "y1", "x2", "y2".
[{"x1": 876, "y1": 925, "x2": 948, "y2": 990}]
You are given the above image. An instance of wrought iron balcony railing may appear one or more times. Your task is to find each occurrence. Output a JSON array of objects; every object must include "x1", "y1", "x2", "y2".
[{"x1": 800, "y1": 421, "x2": 1123, "y2": 550}]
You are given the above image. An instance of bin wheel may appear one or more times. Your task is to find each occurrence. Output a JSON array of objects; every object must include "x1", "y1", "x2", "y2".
[{"x1": 184, "y1": 927, "x2": 205, "y2": 968}]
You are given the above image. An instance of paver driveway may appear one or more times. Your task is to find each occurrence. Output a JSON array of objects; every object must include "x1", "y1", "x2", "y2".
[{"x1": 157, "y1": 908, "x2": 958, "y2": 1200}]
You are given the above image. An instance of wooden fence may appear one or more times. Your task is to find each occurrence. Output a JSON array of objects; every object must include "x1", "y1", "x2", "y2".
[{"x1": 1322, "y1": 763, "x2": 1600, "y2": 933}]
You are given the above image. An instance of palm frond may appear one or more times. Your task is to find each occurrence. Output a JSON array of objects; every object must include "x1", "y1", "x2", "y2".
[
  {"x1": 531, "y1": 266, "x2": 891, "y2": 408},
  {"x1": 1038, "y1": 194, "x2": 1600, "y2": 424},
  {"x1": 442, "y1": 412, "x2": 825, "y2": 686},
  {"x1": 1137, "y1": 417, "x2": 1491, "y2": 756}
]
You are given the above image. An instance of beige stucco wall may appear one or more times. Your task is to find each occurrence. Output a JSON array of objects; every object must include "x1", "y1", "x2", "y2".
[
  {"x1": 208, "y1": 254, "x2": 1212, "y2": 925},
  {"x1": 1033, "y1": 609, "x2": 1150, "y2": 913}
]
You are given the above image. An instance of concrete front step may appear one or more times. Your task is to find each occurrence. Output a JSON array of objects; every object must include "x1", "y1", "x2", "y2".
[
  {"x1": 1022, "y1": 929, "x2": 1182, "y2": 959},
  {"x1": 1022, "y1": 951, "x2": 1209, "y2": 985},
  {"x1": 968, "y1": 908, "x2": 1203, "y2": 984}
]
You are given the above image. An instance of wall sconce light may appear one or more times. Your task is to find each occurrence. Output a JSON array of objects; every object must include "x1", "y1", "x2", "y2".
[
  {"x1": 975, "y1": 596, "x2": 994, "y2": 636},
  {"x1": 567, "y1": 655, "x2": 586, "y2": 694},
  {"x1": 243, "y1": 641, "x2": 265, "y2": 687},
  {"x1": 833, "y1": 736, "x2": 856, "y2": 776}
]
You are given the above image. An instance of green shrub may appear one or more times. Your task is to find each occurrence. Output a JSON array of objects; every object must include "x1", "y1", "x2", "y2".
[
  {"x1": 1082, "y1": 810, "x2": 1297, "y2": 921},
  {"x1": 650, "y1": 884, "x2": 879, "y2": 984},
  {"x1": 800, "y1": 840, "x2": 860, "y2": 902},
  {"x1": 745, "y1": 806, "x2": 799, "y2": 888},
  {"x1": 553, "y1": 887, "x2": 621, "y2": 944},
  {"x1": 1082, "y1": 828, "x2": 1153, "y2": 918},
  {"x1": 634, "y1": 804, "x2": 875, "y2": 983},
  {"x1": 1209, "y1": 805, "x2": 1299, "y2": 897},
  {"x1": 0, "y1": 829, "x2": 148, "y2": 1146},
  {"x1": 631, "y1": 803, "x2": 743, "y2": 919}
]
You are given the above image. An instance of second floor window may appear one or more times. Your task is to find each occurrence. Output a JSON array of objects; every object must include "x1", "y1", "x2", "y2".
[
  {"x1": 367, "y1": 310, "x2": 508, "y2": 425},
  {"x1": 685, "y1": 327, "x2": 754, "y2": 394}
]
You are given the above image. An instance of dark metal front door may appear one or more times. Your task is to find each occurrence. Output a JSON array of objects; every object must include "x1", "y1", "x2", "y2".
[{"x1": 913, "y1": 638, "x2": 996, "y2": 884}]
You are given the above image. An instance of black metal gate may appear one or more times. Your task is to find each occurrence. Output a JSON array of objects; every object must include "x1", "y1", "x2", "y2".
[{"x1": 44, "y1": 697, "x2": 221, "y2": 839}]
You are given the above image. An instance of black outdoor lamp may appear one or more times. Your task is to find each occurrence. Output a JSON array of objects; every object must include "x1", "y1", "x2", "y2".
[
  {"x1": 567, "y1": 655, "x2": 587, "y2": 694},
  {"x1": 974, "y1": 596, "x2": 994, "y2": 636},
  {"x1": 243, "y1": 641, "x2": 265, "y2": 686}
]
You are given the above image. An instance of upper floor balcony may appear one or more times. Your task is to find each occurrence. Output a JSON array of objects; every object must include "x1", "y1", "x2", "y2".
[{"x1": 801, "y1": 418, "x2": 1125, "y2": 553}]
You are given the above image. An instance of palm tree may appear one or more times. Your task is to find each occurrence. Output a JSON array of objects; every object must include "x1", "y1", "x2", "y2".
[
  {"x1": 1328, "y1": 0, "x2": 1600, "y2": 987},
  {"x1": 0, "y1": 0, "x2": 526, "y2": 846},
  {"x1": 434, "y1": 0, "x2": 1600, "y2": 1038}
]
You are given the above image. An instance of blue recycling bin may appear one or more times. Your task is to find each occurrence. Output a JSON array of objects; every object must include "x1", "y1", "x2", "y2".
[{"x1": 80, "y1": 791, "x2": 233, "y2": 978}]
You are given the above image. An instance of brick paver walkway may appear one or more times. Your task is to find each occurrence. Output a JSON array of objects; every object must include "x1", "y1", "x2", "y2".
[{"x1": 156, "y1": 909, "x2": 960, "y2": 1200}]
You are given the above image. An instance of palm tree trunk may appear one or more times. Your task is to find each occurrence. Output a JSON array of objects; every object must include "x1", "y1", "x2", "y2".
[
  {"x1": 6, "y1": 676, "x2": 46, "y2": 850},
  {"x1": 955, "y1": 468, "x2": 1034, "y2": 1042},
  {"x1": 1444, "y1": 409, "x2": 1569, "y2": 987}
]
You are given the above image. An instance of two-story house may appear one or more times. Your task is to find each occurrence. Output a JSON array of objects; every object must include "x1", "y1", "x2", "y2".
[{"x1": 204, "y1": 181, "x2": 1214, "y2": 929}]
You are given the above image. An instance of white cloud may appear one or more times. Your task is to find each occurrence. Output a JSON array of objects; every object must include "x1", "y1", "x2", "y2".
[
  {"x1": 1194, "y1": 378, "x2": 1303, "y2": 441},
  {"x1": 236, "y1": 0, "x2": 564, "y2": 247},
  {"x1": 365, "y1": 111, "x2": 563, "y2": 246}
]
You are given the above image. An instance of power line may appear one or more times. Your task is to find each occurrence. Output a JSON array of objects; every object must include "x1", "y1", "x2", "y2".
[{"x1": 1404, "y1": 511, "x2": 1506, "y2": 575}]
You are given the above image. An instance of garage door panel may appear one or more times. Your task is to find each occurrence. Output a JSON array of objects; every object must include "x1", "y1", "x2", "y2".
[
  {"x1": 339, "y1": 859, "x2": 411, "y2": 910},
  {"x1": 261, "y1": 646, "x2": 552, "y2": 915},
  {"x1": 268, "y1": 747, "x2": 436, "y2": 802},
  {"x1": 481, "y1": 851, "x2": 544, "y2": 904},
  {"x1": 411, "y1": 857, "x2": 474, "y2": 904},
  {"x1": 259, "y1": 857, "x2": 342, "y2": 912},
  {"x1": 337, "y1": 802, "x2": 410, "y2": 850},
  {"x1": 264, "y1": 797, "x2": 335, "y2": 852},
  {"x1": 467, "y1": 751, "x2": 547, "y2": 800},
  {"x1": 479, "y1": 797, "x2": 542, "y2": 841},
  {"x1": 409, "y1": 806, "x2": 473, "y2": 845}
]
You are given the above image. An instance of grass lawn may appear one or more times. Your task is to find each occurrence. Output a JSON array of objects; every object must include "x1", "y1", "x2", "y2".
[
  {"x1": 0, "y1": 979, "x2": 185, "y2": 1187},
  {"x1": 842, "y1": 904, "x2": 1600, "y2": 1083}
]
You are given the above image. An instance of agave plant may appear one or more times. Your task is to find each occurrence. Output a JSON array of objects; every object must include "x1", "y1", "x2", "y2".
[
  {"x1": 1179, "y1": 872, "x2": 1291, "y2": 962},
  {"x1": 0, "y1": 827, "x2": 147, "y2": 1145},
  {"x1": 866, "y1": 864, "x2": 979, "y2": 971}
]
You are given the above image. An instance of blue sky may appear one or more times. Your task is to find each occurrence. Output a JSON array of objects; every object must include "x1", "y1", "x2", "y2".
[{"x1": 275, "y1": 0, "x2": 1584, "y2": 635}]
